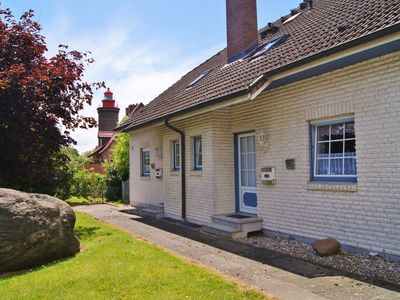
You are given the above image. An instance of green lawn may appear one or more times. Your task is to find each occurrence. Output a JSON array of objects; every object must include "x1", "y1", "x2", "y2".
[
  {"x1": 0, "y1": 212, "x2": 266, "y2": 300},
  {"x1": 66, "y1": 196, "x2": 124, "y2": 207}
]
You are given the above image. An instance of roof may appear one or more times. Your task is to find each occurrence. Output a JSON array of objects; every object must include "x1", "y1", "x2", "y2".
[
  {"x1": 89, "y1": 134, "x2": 116, "y2": 158},
  {"x1": 121, "y1": 0, "x2": 400, "y2": 131},
  {"x1": 127, "y1": 103, "x2": 144, "y2": 118},
  {"x1": 98, "y1": 131, "x2": 115, "y2": 138}
]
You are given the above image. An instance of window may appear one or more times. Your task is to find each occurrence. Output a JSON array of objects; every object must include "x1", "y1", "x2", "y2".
[
  {"x1": 193, "y1": 136, "x2": 202, "y2": 170},
  {"x1": 248, "y1": 35, "x2": 287, "y2": 60},
  {"x1": 311, "y1": 118, "x2": 357, "y2": 182},
  {"x1": 186, "y1": 70, "x2": 211, "y2": 89},
  {"x1": 172, "y1": 141, "x2": 180, "y2": 170},
  {"x1": 141, "y1": 149, "x2": 150, "y2": 177}
]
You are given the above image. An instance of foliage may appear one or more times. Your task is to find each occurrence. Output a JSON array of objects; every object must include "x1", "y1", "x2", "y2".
[
  {"x1": 0, "y1": 7, "x2": 104, "y2": 194},
  {"x1": 55, "y1": 147, "x2": 106, "y2": 201},
  {"x1": 0, "y1": 212, "x2": 266, "y2": 300},
  {"x1": 102, "y1": 131, "x2": 129, "y2": 200},
  {"x1": 66, "y1": 196, "x2": 123, "y2": 207},
  {"x1": 106, "y1": 132, "x2": 129, "y2": 182}
]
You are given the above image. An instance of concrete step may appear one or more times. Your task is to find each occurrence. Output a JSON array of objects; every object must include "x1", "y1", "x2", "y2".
[
  {"x1": 202, "y1": 223, "x2": 241, "y2": 238},
  {"x1": 211, "y1": 214, "x2": 263, "y2": 238},
  {"x1": 212, "y1": 214, "x2": 262, "y2": 227},
  {"x1": 148, "y1": 203, "x2": 164, "y2": 210},
  {"x1": 141, "y1": 208, "x2": 165, "y2": 219},
  {"x1": 211, "y1": 216, "x2": 242, "y2": 229}
]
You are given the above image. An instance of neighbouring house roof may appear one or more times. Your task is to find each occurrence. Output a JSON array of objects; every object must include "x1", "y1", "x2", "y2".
[
  {"x1": 98, "y1": 131, "x2": 115, "y2": 138},
  {"x1": 126, "y1": 103, "x2": 144, "y2": 118},
  {"x1": 119, "y1": 0, "x2": 400, "y2": 132},
  {"x1": 89, "y1": 134, "x2": 116, "y2": 158}
]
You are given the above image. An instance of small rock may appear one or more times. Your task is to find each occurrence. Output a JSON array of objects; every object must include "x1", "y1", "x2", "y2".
[{"x1": 312, "y1": 238, "x2": 341, "y2": 257}]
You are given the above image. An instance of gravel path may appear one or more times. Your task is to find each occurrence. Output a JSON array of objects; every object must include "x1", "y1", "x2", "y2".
[{"x1": 238, "y1": 234, "x2": 400, "y2": 288}]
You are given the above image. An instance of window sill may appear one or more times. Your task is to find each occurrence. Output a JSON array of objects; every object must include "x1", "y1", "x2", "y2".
[
  {"x1": 170, "y1": 171, "x2": 180, "y2": 177},
  {"x1": 140, "y1": 176, "x2": 151, "y2": 181},
  {"x1": 307, "y1": 181, "x2": 357, "y2": 192},
  {"x1": 189, "y1": 170, "x2": 203, "y2": 177}
]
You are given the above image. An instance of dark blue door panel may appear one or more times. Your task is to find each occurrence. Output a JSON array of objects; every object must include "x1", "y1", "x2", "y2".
[{"x1": 243, "y1": 192, "x2": 257, "y2": 207}]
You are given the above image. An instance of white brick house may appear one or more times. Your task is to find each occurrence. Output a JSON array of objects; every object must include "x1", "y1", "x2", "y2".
[{"x1": 118, "y1": 0, "x2": 400, "y2": 259}]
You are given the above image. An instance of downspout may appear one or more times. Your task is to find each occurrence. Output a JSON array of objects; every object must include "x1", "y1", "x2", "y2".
[{"x1": 164, "y1": 119, "x2": 186, "y2": 221}]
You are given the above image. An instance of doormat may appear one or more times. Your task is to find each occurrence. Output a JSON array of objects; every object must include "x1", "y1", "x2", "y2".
[{"x1": 227, "y1": 214, "x2": 252, "y2": 219}]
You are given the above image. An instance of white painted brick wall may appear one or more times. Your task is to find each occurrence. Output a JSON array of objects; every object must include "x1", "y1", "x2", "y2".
[
  {"x1": 129, "y1": 52, "x2": 400, "y2": 256},
  {"x1": 229, "y1": 52, "x2": 400, "y2": 256},
  {"x1": 129, "y1": 126, "x2": 164, "y2": 205}
]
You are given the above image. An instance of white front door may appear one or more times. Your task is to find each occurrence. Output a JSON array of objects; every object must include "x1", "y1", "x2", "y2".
[{"x1": 238, "y1": 133, "x2": 257, "y2": 215}]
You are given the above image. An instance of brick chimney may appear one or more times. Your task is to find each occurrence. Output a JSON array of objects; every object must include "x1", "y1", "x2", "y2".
[{"x1": 226, "y1": 0, "x2": 258, "y2": 63}]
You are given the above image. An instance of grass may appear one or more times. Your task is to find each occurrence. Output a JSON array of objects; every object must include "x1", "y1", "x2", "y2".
[
  {"x1": 66, "y1": 196, "x2": 124, "y2": 207},
  {"x1": 0, "y1": 212, "x2": 267, "y2": 300}
]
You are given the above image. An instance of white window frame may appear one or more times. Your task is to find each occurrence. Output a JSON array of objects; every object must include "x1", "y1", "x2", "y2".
[
  {"x1": 172, "y1": 140, "x2": 180, "y2": 171},
  {"x1": 311, "y1": 118, "x2": 357, "y2": 181},
  {"x1": 141, "y1": 148, "x2": 151, "y2": 177},
  {"x1": 193, "y1": 136, "x2": 202, "y2": 170}
]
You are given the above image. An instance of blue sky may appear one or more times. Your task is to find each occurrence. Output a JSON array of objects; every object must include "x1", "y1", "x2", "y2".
[{"x1": 2, "y1": 0, "x2": 299, "y2": 152}]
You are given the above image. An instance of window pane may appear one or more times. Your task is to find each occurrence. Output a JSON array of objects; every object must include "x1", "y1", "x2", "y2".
[
  {"x1": 345, "y1": 122, "x2": 355, "y2": 139},
  {"x1": 241, "y1": 170, "x2": 248, "y2": 186},
  {"x1": 240, "y1": 137, "x2": 247, "y2": 153},
  {"x1": 240, "y1": 153, "x2": 247, "y2": 169},
  {"x1": 174, "y1": 142, "x2": 180, "y2": 169},
  {"x1": 330, "y1": 158, "x2": 343, "y2": 175},
  {"x1": 194, "y1": 138, "x2": 202, "y2": 169},
  {"x1": 248, "y1": 170, "x2": 254, "y2": 187},
  {"x1": 142, "y1": 150, "x2": 150, "y2": 175},
  {"x1": 345, "y1": 140, "x2": 356, "y2": 157},
  {"x1": 331, "y1": 123, "x2": 344, "y2": 140},
  {"x1": 344, "y1": 158, "x2": 357, "y2": 175},
  {"x1": 247, "y1": 136, "x2": 254, "y2": 153},
  {"x1": 317, "y1": 126, "x2": 330, "y2": 141},
  {"x1": 317, "y1": 142, "x2": 329, "y2": 158},
  {"x1": 197, "y1": 138, "x2": 203, "y2": 167},
  {"x1": 317, "y1": 159, "x2": 329, "y2": 175},
  {"x1": 247, "y1": 153, "x2": 255, "y2": 170},
  {"x1": 330, "y1": 141, "x2": 344, "y2": 158},
  {"x1": 247, "y1": 170, "x2": 256, "y2": 187}
]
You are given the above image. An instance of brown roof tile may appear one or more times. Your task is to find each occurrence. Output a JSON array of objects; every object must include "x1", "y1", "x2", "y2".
[{"x1": 122, "y1": 0, "x2": 400, "y2": 131}]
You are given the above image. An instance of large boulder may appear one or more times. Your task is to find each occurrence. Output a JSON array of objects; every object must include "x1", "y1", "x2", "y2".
[
  {"x1": 0, "y1": 188, "x2": 80, "y2": 272},
  {"x1": 312, "y1": 238, "x2": 341, "y2": 257}
]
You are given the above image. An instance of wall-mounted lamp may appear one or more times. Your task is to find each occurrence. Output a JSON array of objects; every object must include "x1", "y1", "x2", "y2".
[
  {"x1": 257, "y1": 129, "x2": 269, "y2": 152},
  {"x1": 154, "y1": 146, "x2": 162, "y2": 159}
]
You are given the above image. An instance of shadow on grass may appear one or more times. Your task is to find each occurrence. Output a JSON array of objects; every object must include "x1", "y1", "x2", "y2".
[
  {"x1": 74, "y1": 226, "x2": 101, "y2": 240},
  {"x1": 0, "y1": 226, "x2": 111, "y2": 281}
]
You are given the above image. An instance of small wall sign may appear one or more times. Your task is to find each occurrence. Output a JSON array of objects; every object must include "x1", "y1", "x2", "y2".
[{"x1": 285, "y1": 159, "x2": 296, "y2": 170}]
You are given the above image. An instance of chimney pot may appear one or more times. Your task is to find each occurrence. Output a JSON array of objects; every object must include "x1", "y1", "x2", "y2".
[{"x1": 226, "y1": 0, "x2": 258, "y2": 63}]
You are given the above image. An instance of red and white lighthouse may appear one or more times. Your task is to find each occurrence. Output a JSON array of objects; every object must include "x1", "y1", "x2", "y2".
[{"x1": 97, "y1": 88, "x2": 120, "y2": 147}]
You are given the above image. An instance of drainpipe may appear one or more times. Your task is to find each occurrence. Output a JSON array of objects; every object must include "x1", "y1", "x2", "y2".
[{"x1": 164, "y1": 119, "x2": 186, "y2": 221}]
